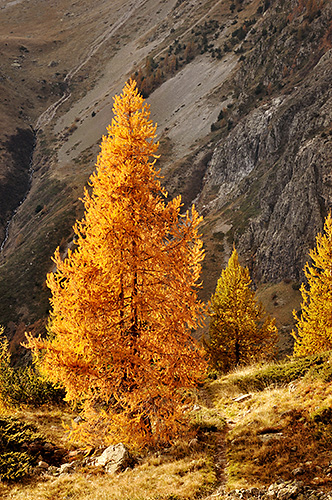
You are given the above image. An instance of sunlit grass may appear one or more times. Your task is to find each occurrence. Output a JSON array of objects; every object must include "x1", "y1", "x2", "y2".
[
  {"x1": 3, "y1": 405, "x2": 75, "y2": 449},
  {"x1": 3, "y1": 355, "x2": 332, "y2": 498},
  {"x1": 206, "y1": 356, "x2": 332, "y2": 491},
  {"x1": 0, "y1": 399, "x2": 219, "y2": 500},
  {"x1": 0, "y1": 439, "x2": 216, "y2": 500}
]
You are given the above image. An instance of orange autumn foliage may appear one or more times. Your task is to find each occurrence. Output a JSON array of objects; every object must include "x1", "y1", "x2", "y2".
[
  {"x1": 292, "y1": 213, "x2": 332, "y2": 356},
  {"x1": 25, "y1": 80, "x2": 206, "y2": 448},
  {"x1": 206, "y1": 248, "x2": 278, "y2": 373}
]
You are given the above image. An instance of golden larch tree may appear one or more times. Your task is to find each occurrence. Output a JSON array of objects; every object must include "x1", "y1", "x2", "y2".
[
  {"x1": 26, "y1": 80, "x2": 206, "y2": 448},
  {"x1": 292, "y1": 213, "x2": 332, "y2": 356},
  {"x1": 206, "y1": 248, "x2": 278, "y2": 372}
]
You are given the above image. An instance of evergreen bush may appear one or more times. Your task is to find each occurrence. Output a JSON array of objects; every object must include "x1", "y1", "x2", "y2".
[
  {"x1": 0, "y1": 332, "x2": 65, "y2": 408},
  {"x1": 0, "y1": 452, "x2": 33, "y2": 481},
  {"x1": 0, "y1": 417, "x2": 44, "y2": 481},
  {"x1": 4, "y1": 365, "x2": 66, "y2": 406}
]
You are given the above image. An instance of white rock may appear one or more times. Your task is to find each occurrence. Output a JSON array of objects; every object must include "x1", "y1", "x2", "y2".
[
  {"x1": 38, "y1": 461, "x2": 49, "y2": 469},
  {"x1": 59, "y1": 462, "x2": 75, "y2": 474},
  {"x1": 94, "y1": 443, "x2": 131, "y2": 473}
]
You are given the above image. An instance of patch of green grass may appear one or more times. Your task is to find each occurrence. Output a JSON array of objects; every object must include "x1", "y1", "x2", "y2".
[
  {"x1": 191, "y1": 407, "x2": 225, "y2": 434},
  {"x1": 229, "y1": 352, "x2": 332, "y2": 392}
]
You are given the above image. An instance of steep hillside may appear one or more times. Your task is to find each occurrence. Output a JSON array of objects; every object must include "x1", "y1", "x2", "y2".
[
  {"x1": 0, "y1": 0, "x2": 331, "y2": 349},
  {"x1": 199, "y1": 0, "x2": 332, "y2": 285}
]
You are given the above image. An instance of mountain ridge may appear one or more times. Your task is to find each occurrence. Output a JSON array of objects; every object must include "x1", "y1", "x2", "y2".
[{"x1": 0, "y1": 0, "x2": 331, "y2": 350}]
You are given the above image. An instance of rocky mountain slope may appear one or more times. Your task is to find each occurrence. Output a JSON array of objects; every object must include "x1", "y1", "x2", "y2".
[{"x1": 0, "y1": 0, "x2": 331, "y2": 348}]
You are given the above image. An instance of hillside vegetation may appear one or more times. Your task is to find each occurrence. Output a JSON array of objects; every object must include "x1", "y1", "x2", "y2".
[{"x1": 1, "y1": 353, "x2": 332, "y2": 499}]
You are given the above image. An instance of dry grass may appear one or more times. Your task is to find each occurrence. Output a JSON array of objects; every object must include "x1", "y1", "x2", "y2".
[
  {"x1": 12, "y1": 406, "x2": 75, "y2": 449},
  {"x1": 207, "y1": 359, "x2": 332, "y2": 491},
  {"x1": 0, "y1": 451, "x2": 214, "y2": 500},
  {"x1": 2, "y1": 355, "x2": 332, "y2": 498},
  {"x1": 0, "y1": 402, "x2": 219, "y2": 500}
]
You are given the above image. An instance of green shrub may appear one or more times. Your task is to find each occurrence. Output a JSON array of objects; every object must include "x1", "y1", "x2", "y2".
[
  {"x1": 0, "y1": 332, "x2": 65, "y2": 408},
  {"x1": 0, "y1": 452, "x2": 34, "y2": 481},
  {"x1": 211, "y1": 122, "x2": 221, "y2": 132},
  {"x1": 230, "y1": 353, "x2": 331, "y2": 392},
  {"x1": 255, "y1": 82, "x2": 265, "y2": 95},
  {"x1": 0, "y1": 417, "x2": 45, "y2": 481},
  {"x1": 305, "y1": 360, "x2": 332, "y2": 383},
  {"x1": 4, "y1": 365, "x2": 66, "y2": 406},
  {"x1": 232, "y1": 26, "x2": 246, "y2": 40},
  {"x1": 0, "y1": 417, "x2": 42, "y2": 449},
  {"x1": 207, "y1": 368, "x2": 219, "y2": 380},
  {"x1": 309, "y1": 407, "x2": 332, "y2": 448},
  {"x1": 311, "y1": 406, "x2": 332, "y2": 424}
]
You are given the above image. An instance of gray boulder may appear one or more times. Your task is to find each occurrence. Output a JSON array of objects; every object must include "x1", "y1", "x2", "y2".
[{"x1": 94, "y1": 443, "x2": 132, "y2": 474}]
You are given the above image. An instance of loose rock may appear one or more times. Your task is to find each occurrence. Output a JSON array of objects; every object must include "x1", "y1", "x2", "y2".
[
  {"x1": 94, "y1": 443, "x2": 132, "y2": 474},
  {"x1": 59, "y1": 462, "x2": 76, "y2": 474}
]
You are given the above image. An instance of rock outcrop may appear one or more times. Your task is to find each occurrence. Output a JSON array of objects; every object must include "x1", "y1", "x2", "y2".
[
  {"x1": 0, "y1": 0, "x2": 331, "y2": 328},
  {"x1": 94, "y1": 443, "x2": 133, "y2": 474},
  {"x1": 199, "y1": 0, "x2": 332, "y2": 283}
]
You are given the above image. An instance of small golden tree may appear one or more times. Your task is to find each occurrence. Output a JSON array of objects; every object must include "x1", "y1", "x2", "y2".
[
  {"x1": 26, "y1": 80, "x2": 206, "y2": 448},
  {"x1": 292, "y1": 213, "x2": 332, "y2": 356},
  {"x1": 206, "y1": 248, "x2": 278, "y2": 372}
]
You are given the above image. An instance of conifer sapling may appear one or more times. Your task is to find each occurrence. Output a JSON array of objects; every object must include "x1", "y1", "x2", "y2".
[
  {"x1": 292, "y1": 213, "x2": 332, "y2": 356},
  {"x1": 206, "y1": 248, "x2": 278, "y2": 372}
]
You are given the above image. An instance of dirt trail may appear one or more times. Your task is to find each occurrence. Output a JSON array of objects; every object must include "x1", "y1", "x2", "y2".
[{"x1": 199, "y1": 386, "x2": 229, "y2": 499}]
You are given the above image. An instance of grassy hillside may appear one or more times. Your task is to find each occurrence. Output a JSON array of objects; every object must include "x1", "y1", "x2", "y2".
[{"x1": 2, "y1": 352, "x2": 332, "y2": 499}]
